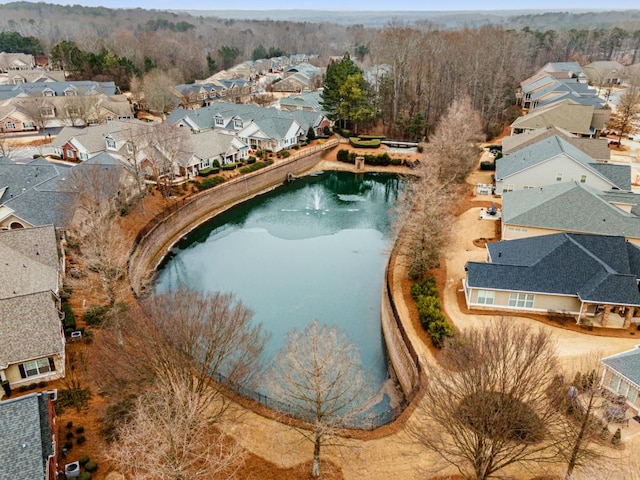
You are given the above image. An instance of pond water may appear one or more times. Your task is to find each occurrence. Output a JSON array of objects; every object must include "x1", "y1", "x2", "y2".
[{"x1": 155, "y1": 171, "x2": 402, "y2": 417}]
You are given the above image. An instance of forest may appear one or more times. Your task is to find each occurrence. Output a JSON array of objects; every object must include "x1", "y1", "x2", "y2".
[{"x1": 1, "y1": 2, "x2": 640, "y2": 138}]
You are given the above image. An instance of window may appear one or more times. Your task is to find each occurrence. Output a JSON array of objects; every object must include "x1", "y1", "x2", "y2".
[
  {"x1": 65, "y1": 89, "x2": 77, "y2": 96},
  {"x1": 126, "y1": 143, "x2": 133, "y2": 155},
  {"x1": 23, "y1": 122, "x2": 35, "y2": 130},
  {"x1": 215, "y1": 116, "x2": 224, "y2": 126},
  {"x1": 609, "y1": 374, "x2": 621, "y2": 392},
  {"x1": 66, "y1": 149, "x2": 74, "y2": 158},
  {"x1": 20, "y1": 358, "x2": 54, "y2": 378},
  {"x1": 523, "y1": 185, "x2": 535, "y2": 190},
  {"x1": 580, "y1": 175, "x2": 587, "y2": 183},
  {"x1": 477, "y1": 290, "x2": 495, "y2": 305},
  {"x1": 508, "y1": 292, "x2": 534, "y2": 309},
  {"x1": 66, "y1": 106, "x2": 80, "y2": 116},
  {"x1": 40, "y1": 107, "x2": 54, "y2": 117},
  {"x1": 42, "y1": 89, "x2": 55, "y2": 97},
  {"x1": 5, "y1": 122, "x2": 15, "y2": 129},
  {"x1": 79, "y1": 152, "x2": 88, "y2": 161},
  {"x1": 628, "y1": 386, "x2": 638, "y2": 405},
  {"x1": 556, "y1": 172, "x2": 563, "y2": 182},
  {"x1": 105, "y1": 136, "x2": 116, "y2": 150},
  {"x1": 233, "y1": 118, "x2": 243, "y2": 129},
  {"x1": 503, "y1": 184, "x2": 514, "y2": 193}
]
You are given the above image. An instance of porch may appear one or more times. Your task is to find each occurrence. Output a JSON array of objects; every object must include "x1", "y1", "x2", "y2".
[{"x1": 578, "y1": 302, "x2": 638, "y2": 329}]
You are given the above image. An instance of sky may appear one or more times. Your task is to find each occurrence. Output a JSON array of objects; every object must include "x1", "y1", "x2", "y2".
[{"x1": 0, "y1": 0, "x2": 616, "y2": 10}]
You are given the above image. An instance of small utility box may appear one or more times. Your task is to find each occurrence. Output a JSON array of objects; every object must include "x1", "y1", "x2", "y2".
[{"x1": 355, "y1": 156, "x2": 365, "y2": 171}]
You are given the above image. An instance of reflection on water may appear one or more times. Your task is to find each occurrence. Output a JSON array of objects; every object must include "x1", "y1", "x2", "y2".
[{"x1": 155, "y1": 171, "x2": 402, "y2": 416}]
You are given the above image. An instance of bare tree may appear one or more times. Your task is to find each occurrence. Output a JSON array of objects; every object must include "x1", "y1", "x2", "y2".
[
  {"x1": 266, "y1": 319, "x2": 373, "y2": 478},
  {"x1": 406, "y1": 320, "x2": 562, "y2": 480},
  {"x1": 394, "y1": 97, "x2": 482, "y2": 280},
  {"x1": 554, "y1": 353, "x2": 610, "y2": 480},
  {"x1": 0, "y1": 136, "x2": 15, "y2": 158},
  {"x1": 106, "y1": 379, "x2": 245, "y2": 480},
  {"x1": 94, "y1": 287, "x2": 268, "y2": 422},
  {"x1": 14, "y1": 96, "x2": 56, "y2": 131},
  {"x1": 144, "y1": 122, "x2": 190, "y2": 198},
  {"x1": 137, "y1": 68, "x2": 182, "y2": 114},
  {"x1": 607, "y1": 80, "x2": 640, "y2": 144}
]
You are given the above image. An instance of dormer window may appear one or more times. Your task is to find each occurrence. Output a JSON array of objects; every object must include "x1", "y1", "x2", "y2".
[
  {"x1": 42, "y1": 89, "x2": 55, "y2": 97},
  {"x1": 233, "y1": 118, "x2": 243, "y2": 129},
  {"x1": 40, "y1": 107, "x2": 55, "y2": 118},
  {"x1": 105, "y1": 135, "x2": 117, "y2": 150},
  {"x1": 126, "y1": 143, "x2": 133, "y2": 154},
  {"x1": 66, "y1": 106, "x2": 80, "y2": 117},
  {"x1": 214, "y1": 115, "x2": 224, "y2": 127},
  {"x1": 64, "y1": 89, "x2": 78, "y2": 96}
]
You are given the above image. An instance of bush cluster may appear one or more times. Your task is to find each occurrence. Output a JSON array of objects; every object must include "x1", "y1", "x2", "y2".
[
  {"x1": 83, "y1": 305, "x2": 109, "y2": 326},
  {"x1": 246, "y1": 156, "x2": 257, "y2": 164},
  {"x1": 279, "y1": 150, "x2": 291, "y2": 158},
  {"x1": 411, "y1": 276, "x2": 454, "y2": 348},
  {"x1": 198, "y1": 167, "x2": 220, "y2": 177},
  {"x1": 480, "y1": 161, "x2": 496, "y2": 171},
  {"x1": 349, "y1": 137, "x2": 381, "y2": 148},
  {"x1": 221, "y1": 162, "x2": 239, "y2": 171},
  {"x1": 62, "y1": 302, "x2": 76, "y2": 332},
  {"x1": 358, "y1": 135, "x2": 386, "y2": 140},
  {"x1": 194, "y1": 176, "x2": 226, "y2": 191},
  {"x1": 336, "y1": 149, "x2": 393, "y2": 166},
  {"x1": 239, "y1": 159, "x2": 274, "y2": 174}
]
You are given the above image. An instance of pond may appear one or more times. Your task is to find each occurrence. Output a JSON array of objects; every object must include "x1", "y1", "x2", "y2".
[{"x1": 155, "y1": 171, "x2": 403, "y2": 419}]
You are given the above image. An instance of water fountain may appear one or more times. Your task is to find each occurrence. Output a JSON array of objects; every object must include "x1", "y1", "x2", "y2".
[{"x1": 305, "y1": 185, "x2": 326, "y2": 211}]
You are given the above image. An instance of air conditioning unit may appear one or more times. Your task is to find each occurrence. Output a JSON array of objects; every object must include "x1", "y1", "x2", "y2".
[
  {"x1": 48, "y1": 389, "x2": 58, "y2": 401},
  {"x1": 65, "y1": 461, "x2": 80, "y2": 479}
]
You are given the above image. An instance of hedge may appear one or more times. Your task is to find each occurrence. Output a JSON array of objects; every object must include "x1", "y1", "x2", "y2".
[
  {"x1": 279, "y1": 150, "x2": 291, "y2": 158},
  {"x1": 358, "y1": 135, "x2": 386, "y2": 140},
  {"x1": 411, "y1": 276, "x2": 454, "y2": 348},
  {"x1": 349, "y1": 137, "x2": 381, "y2": 148},
  {"x1": 194, "y1": 176, "x2": 226, "y2": 191},
  {"x1": 239, "y1": 159, "x2": 274, "y2": 174},
  {"x1": 221, "y1": 162, "x2": 238, "y2": 171},
  {"x1": 480, "y1": 161, "x2": 496, "y2": 171},
  {"x1": 62, "y1": 302, "x2": 76, "y2": 331},
  {"x1": 198, "y1": 167, "x2": 220, "y2": 176}
]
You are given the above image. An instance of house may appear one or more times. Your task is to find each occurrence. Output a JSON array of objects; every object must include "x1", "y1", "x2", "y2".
[
  {"x1": 279, "y1": 91, "x2": 324, "y2": 112},
  {"x1": 4, "y1": 70, "x2": 65, "y2": 85},
  {"x1": 495, "y1": 135, "x2": 630, "y2": 194},
  {"x1": 0, "y1": 225, "x2": 66, "y2": 389},
  {"x1": 167, "y1": 102, "x2": 308, "y2": 152},
  {"x1": 583, "y1": 61, "x2": 625, "y2": 87},
  {"x1": 0, "y1": 391, "x2": 58, "y2": 480},
  {"x1": 463, "y1": 233, "x2": 640, "y2": 327},
  {"x1": 153, "y1": 129, "x2": 249, "y2": 177},
  {"x1": 0, "y1": 156, "x2": 78, "y2": 230},
  {"x1": 600, "y1": 346, "x2": 640, "y2": 415},
  {"x1": 52, "y1": 119, "x2": 153, "y2": 163},
  {"x1": 510, "y1": 99, "x2": 610, "y2": 138},
  {"x1": 518, "y1": 74, "x2": 603, "y2": 111},
  {"x1": 0, "y1": 52, "x2": 35, "y2": 72},
  {"x1": 502, "y1": 182, "x2": 640, "y2": 245},
  {"x1": 271, "y1": 63, "x2": 322, "y2": 92},
  {"x1": 502, "y1": 126, "x2": 610, "y2": 161}
]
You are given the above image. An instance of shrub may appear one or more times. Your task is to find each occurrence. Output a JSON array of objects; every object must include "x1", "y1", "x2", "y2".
[
  {"x1": 1, "y1": 380, "x2": 11, "y2": 397},
  {"x1": 83, "y1": 305, "x2": 109, "y2": 326},
  {"x1": 66, "y1": 421, "x2": 73, "y2": 429},
  {"x1": 480, "y1": 161, "x2": 496, "y2": 171},
  {"x1": 84, "y1": 461, "x2": 98, "y2": 473},
  {"x1": 280, "y1": 150, "x2": 291, "y2": 158},
  {"x1": 324, "y1": 125, "x2": 332, "y2": 136},
  {"x1": 33, "y1": 154, "x2": 42, "y2": 159},
  {"x1": 37, "y1": 381, "x2": 46, "y2": 388},
  {"x1": 83, "y1": 330, "x2": 94, "y2": 344},
  {"x1": 195, "y1": 176, "x2": 226, "y2": 191},
  {"x1": 416, "y1": 143, "x2": 424, "y2": 153},
  {"x1": 221, "y1": 162, "x2": 238, "y2": 171},
  {"x1": 79, "y1": 455, "x2": 90, "y2": 466},
  {"x1": 60, "y1": 284, "x2": 73, "y2": 301},
  {"x1": 612, "y1": 428, "x2": 622, "y2": 445},
  {"x1": 19, "y1": 385, "x2": 28, "y2": 392},
  {"x1": 292, "y1": 144, "x2": 300, "y2": 150},
  {"x1": 100, "y1": 397, "x2": 136, "y2": 443},
  {"x1": 28, "y1": 383, "x2": 37, "y2": 390},
  {"x1": 358, "y1": 135, "x2": 385, "y2": 140},
  {"x1": 66, "y1": 431, "x2": 74, "y2": 440},
  {"x1": 78, "y1": 473, "x2": 91, "y2": 480},
  {"x1": 307, "y1": 126, "x2": 316, "y2": 141},
  {"x1": 390, "y1": 158, "x2": 402, "y2": 166},
  {"x1": 198, "y1": 167, "x2": 220, "y2": 177},
  {"x1": 411, "y1": 277, "x2": 438, "y2": 300},
  {"x1": 428, "y1": 320, "x2": 455, "y2": 348},
  {"x1": 300, "y1": 141, "x2": 308, "y2": 146},
  {"x1": 62, "y1": 302, "x2": 76, "y2": 330},
  {"x1": 212, "y1": 159, "x2": 220, "y2": 168},
  {"x1": 76, "y1": 435, "x2": 86, "y2": 445},
  {"x1": 76, "y1": 426, "x2": 85, "y2": 434},
  {"x1": 341, "y1": 129, "x2": 351, "y2": 138},
  {"x1": 239, "y1": 160, "x2": 273, "y2": 174},
  {"x1": 247, "y1": 156, "x2": 256, "y2": 164},
  {"x1": 63, "y1": 441, "x2": 73, "y2": 450},
  {"x1": 336, "y1": 149, "x2": 351, "y2": 163},
  {"x1": 349, "y1": 137, "x2": 381, "y2": 148}
]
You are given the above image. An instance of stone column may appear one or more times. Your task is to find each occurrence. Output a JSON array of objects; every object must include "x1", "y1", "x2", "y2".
[
  {"x1": 623, "y1": 307, "x2": 633, "y2": 328},
  {"x1": 578, "y1": 302, "x2": 589, "y2": 325},
  {"x1": 355, "y1": 156, "x2": 365, "y2": 171},
  {"x1": 602, "y1": 305, "x2": 612, "y2": 327}
]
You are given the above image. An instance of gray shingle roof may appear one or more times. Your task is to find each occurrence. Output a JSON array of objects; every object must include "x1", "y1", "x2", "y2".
[
  {"x1": 466, "y1": 233, "x2": 640, "y2": 305},
  {"x1": 511, "y1": 100, "x2": 598, "y2": 135},
  {"x1": 601, "y1": 347, "x2": 640, "y2": 388},
  {"x1": 0, "y1": 158, "x2": 77, "y2": 228},
  {"x1": 0, "y1": 80, "x2": 117, "y2": 100},
  {"x1": 503, "y1": 182, "x2": 640, "y2": 239},
  {"x1": 496, "y1": 135, "x2": 629, "y2": 189},
  {"x1": 0, "y1": 392, "x2": 54, "y2": 480}
]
